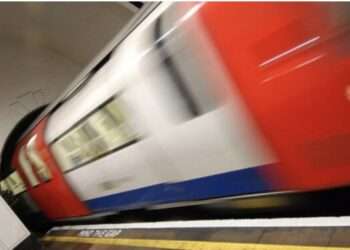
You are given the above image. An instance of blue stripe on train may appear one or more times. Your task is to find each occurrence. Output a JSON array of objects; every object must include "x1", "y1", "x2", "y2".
[{"x1": 85, "y1": 164, "x2": 274, "y2": 212}]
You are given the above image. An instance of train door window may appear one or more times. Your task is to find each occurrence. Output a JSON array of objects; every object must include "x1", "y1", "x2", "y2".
[
  {"x1": 52, "y1": 135, "x2": 81, "y2": 172},
  {"x1": 26, "y1": 136, "x2": 52, "y2": 182},
  {"x1": 51, "y1": 97, "x2": 138, "y2": 172},
  {"x1": 90, "y1": 98, "x2": 136, "y2": 152},
  {"x1": 18, "y1": 147, "x2": 39, "y2": 187}
]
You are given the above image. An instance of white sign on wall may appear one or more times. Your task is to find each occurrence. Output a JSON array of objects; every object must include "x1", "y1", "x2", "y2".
[{"x1": 0, "y1": 196, "x2": 29, "y2": 250}]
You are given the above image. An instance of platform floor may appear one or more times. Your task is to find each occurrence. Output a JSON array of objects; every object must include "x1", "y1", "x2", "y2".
[{"x1": 42, "y1": 226, "x2": 350, "y2": 249}]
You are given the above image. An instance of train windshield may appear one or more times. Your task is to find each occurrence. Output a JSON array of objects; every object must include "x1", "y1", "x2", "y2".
[
  {"x1": 18, "y1": 147, "x2": 40, "y2": 187},
  {"x1": 26, "y1": 135, "x2": 52, "y2": 182}
]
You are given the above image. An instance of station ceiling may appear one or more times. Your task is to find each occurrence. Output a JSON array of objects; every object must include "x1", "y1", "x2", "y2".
[{"x1": 0, "y1": 2, "x2": 136, "y2": 151}]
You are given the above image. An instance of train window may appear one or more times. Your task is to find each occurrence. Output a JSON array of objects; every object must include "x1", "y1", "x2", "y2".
[
  {"x1": 26, "y1": 136, "x2": 52, "y2": 182},
  {"x1": 4, "y1": 171, "x2": 26, "y2": 195},
  {"x1": 0, "y1": 180, "x2": 8, "y2": 192},
  {"x1": 18, "y1": 147, "x2": 39, "y2": 187},
  {"x1": 51, "y1": 97, "x2": 137, "y2": 172}
]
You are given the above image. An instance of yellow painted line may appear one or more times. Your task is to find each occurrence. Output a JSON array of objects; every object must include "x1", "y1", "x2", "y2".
[{"x1": 42, "y1": 236, "x2": 350, "y2": 250}]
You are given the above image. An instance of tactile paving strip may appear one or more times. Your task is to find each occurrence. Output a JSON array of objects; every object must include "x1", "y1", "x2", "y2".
[{"x1": 42, "y1": 227, "x2": 350, "y2": 249}]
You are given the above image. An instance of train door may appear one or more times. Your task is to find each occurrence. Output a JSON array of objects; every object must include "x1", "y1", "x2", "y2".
[{"x1": 13, "y1": 118, "x2": 90, "y2": 220}]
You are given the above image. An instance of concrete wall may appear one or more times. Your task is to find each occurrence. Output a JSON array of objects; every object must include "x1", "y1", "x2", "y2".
[{"x1": 0, "y1": 3, "x2": 136, "y2": 149}]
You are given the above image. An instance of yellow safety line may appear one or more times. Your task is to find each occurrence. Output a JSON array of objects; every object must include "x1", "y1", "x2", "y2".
[{"x1": 42, "y1": 235, "x2": 350, "y2": 250}]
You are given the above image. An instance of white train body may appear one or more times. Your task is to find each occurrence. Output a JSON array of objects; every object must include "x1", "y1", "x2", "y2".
[{"x1": 10, "y1": 2, "x2": 349, "y2": 220}]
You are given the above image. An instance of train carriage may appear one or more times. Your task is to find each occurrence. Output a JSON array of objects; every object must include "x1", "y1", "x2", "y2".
[{"x1": 3, "y1": 2, "x2": 350, "y2": 220}]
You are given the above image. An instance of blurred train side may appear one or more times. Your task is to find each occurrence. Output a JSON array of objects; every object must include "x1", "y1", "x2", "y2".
[{"x1": 4, "y1": 2, "x2": 350, "y2": 221}]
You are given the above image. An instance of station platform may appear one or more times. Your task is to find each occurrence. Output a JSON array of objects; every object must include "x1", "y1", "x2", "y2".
[{"x1": 42, "y1": 217, "x2": 350, "y2": 249}]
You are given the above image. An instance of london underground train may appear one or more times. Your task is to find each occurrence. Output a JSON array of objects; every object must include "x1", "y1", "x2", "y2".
[{"x1": 3, "y1": 2, "x2": 350, "y2": 221}]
